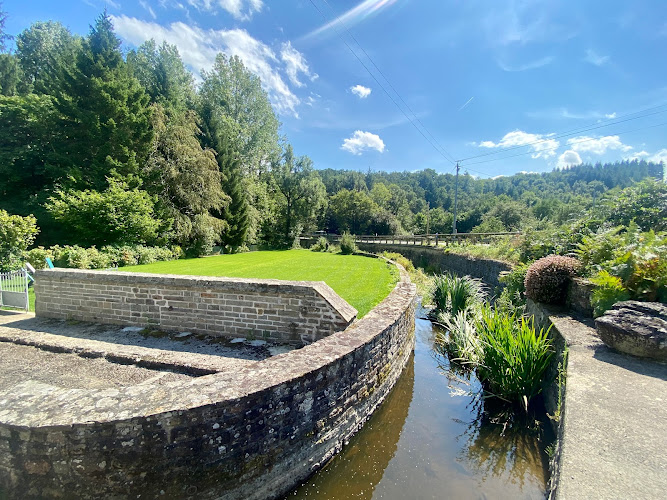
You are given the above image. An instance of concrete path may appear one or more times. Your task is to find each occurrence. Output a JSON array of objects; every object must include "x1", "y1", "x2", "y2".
[
  {"x1": 549, "y1": 313, "x2": 667, "y2": 500},
  {"x1": 0, "y1": 311, "x2": 295, "y2": 388}
]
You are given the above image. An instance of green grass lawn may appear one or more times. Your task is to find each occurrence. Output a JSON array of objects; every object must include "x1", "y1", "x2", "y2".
[{"x1": 123, "y1": 250, "x2": 398, "y2": 318}]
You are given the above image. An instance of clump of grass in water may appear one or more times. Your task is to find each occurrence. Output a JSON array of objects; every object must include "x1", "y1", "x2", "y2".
[
  {"x1": 430, "y1": 273, "x2": 553, "y2": 410},
  {"x1": 476, "y1": 306, "x2": 553, "y2": 411},
  {"x1": 428, "y1": 273, "x2": 486, "y2": 323}
]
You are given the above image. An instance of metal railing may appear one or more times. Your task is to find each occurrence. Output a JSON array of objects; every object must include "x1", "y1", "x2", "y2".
[
  {"x1": 0, "y1": 268, "x2": 29, "y2": 312},
  {"x1": 301, "y1": 232, "x2": 520, "y2": 248}
]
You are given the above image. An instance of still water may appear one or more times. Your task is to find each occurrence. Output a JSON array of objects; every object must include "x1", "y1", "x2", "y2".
[{"x1": 287, "y1": 304, "x2": 553, "y2": 499}]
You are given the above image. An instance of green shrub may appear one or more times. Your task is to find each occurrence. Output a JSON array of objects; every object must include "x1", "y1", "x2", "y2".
[
  {"x1": 339, "y1": 232, "x2": 357, "y2": 255},
  {"x1": 436, "y1": 311, "x2": 483, "y2": 366},
  {"x1": 25, "y1": 247, "x2": 54, "y2": 270},
  {"x1": 590, "y1": 271, "x2": 631, "y2": 317},
  {"x1": 524, "y1": 255, "x2": 580, "y2": 305},
  {"x1": 574, "y1": 226, "x2": 625, "y2": 275},
  {"x1": 311, "y1": 236, "x2": 329, "y2": 252},
  {"x1": 496, "y1": 263, "x2": 530, "y2": 312},
  {"x1": 429, "y1": 273, "x2": 486, "y2": 322},
  {"x1": 381, "y1": 251, "x2": 415, "y2": 272},
  {"x1": 476, "y1": 307, "x2": 553, "y2": 409},
  {"x1": 0, "y1": 210, "x2": 39, "y2": 271}
]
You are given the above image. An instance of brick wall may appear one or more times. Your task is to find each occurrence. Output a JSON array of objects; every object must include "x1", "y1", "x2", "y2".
[
  {"x1": 0, "y1": 264, "x2": 416, "y2": 500},
  {"x1": 34, "y1": 269, "x2": 357, "y2": 345}
]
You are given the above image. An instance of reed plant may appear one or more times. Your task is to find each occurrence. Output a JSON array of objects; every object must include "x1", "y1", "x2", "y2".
[
  {"x1": 476, "y1": 306, "x2": 553, "y2": 410},
  {"x1": 428, "y1": 273, "x2": 486, "y2": 322}
]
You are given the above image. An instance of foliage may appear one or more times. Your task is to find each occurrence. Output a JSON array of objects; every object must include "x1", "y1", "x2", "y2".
[
  {"x1": 268, "y1": 144, "x2": 327, "y2": 245},
  {"x1": 0, "y1": 210, "x2": 39, "y2": 271},
  {"x1": 25, "y1": 244, "x2": 180, "y2": 270},
  {"x1": 311, "y1": 236, "x2": 329, "y2": 252},
  {"x1": 476, "y1": 307, "x2": 553, "y2": 409},
  {"x1": 52, "y1": 12, "x2": 153, "y2": 191},
  {"x1": 436, "y1": 311, "x2": 484, "y2": 366},
  {"x1": 589, "y1": 271, "x2": 631, "y2": 317},
  {"x1": 216, "y1": 135, "x2": 249, "y2": 252},
  {"x1": 524, "y1": 255, "x2": 580, "y2": 305},
  {"x1": 381, "y1": 251, "x2": 415, "y2": 272},
  {"x1": 123, "y1": 250, "x2": 398, "y2": 318},
  {"x1": 46, "y1": 179, "x2": 163, "y2": 247},
  {"x1": 497, "y1": 263, "x2": 530, "y2": 310},
  {"x1": 339, "y1": 232, "x2": 357, "y2": 255},
  {"x1": 143, "y1": 104, "x2": 227, "y2": 253},
  {"x1": 429, "y1": 273, "x2": 486, "y2": 322}
]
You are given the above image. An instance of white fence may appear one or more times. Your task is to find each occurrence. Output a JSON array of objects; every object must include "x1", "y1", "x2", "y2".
[{"x1": 0, "y1": 268, "x2": 29, "y2": 312}]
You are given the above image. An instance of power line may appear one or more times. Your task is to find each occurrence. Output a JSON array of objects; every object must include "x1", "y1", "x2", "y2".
[
  {"x1": 319, "y1": 0, "x2": 458, "y2": 167},
  {"x1": 457, "y1": 103, "x2": 667, "y2": 162},
  {"x1": 307, "y1": 0, "x2": 457, "y2": 166},
  {"x1": 461, "y1": 120, "x2": 667, "y2": 168}
]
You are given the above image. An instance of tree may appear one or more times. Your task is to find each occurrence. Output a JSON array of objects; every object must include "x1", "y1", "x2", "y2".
[
  {"x1": 215, "y1": 135, "x2": 249, "y2": 252},
  {"x1": 0, "y1": 53, "x2": 26, "y2": 95},
  {"x1": 269, "y1": 144, "x2": 326, "y2": 245},
  {"x1": 199, "y1": 53, "x2": 279, "y2": 174},
  {"x1": 328, "y1": 189, "x2": 378, "y2": 235},
  {"x1": 46, "y1": 179, "x2": 162, "y2": 247},
  {"x1": 53, "y1": 12, "x2": 152, "y2": 191},
  {"x1": 0, "y1": 210, "x2": 39, "y2": 271},
  {"x1": 15, "y1": 21, "x2": 81, "y2": 94},
  {"x1": 0, "y1": 2, "x2": 11, "y2": 53},
  {"x1": 143, "y1": 105, "x2": 228, "y2": 253},
  {"x1": 0, "y1": 94, "x2": 61, "y2": 216},
  {"x1": 127, "y1": 40, "x2": 194, "y2": 112}
]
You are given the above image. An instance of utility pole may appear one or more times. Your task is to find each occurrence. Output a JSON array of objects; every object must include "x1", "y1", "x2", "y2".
[
  {"x1": 426, "y1": 201, "x2": 430, "y2": 237},
  {"x1": 452, "y1": 162, "x2": 460, "y2": 234}
]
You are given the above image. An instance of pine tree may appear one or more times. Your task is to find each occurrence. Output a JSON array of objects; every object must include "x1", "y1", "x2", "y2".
[
  {"x1": 217, "y1": 135, "x2": 249, "y2": 252},
  {"x1": 53, "y1": 11, "x2": 152, "y2": 191}
]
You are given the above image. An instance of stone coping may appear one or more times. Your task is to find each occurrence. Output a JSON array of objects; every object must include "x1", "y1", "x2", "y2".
[
  {"x1": 0, "y1": 262, "x2": 414, "y2": 429},
  {"x1": 37, "y1": 268, "x2": 358, "y2": 324},
  {"x1": 528, "y1": 300, "x2": 667, "y2": 500}
]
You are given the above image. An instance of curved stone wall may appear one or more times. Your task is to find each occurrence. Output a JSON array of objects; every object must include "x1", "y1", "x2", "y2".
[{"x1": 0, "y1": 263, "x2": 416, "y2": 499}]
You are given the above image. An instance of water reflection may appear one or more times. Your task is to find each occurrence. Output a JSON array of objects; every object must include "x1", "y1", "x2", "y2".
[
  {"x1": 289, "y1": 353, "x2": 415, "y2": 499},
  {"x1": 287, "y1": 303, "x2": 552, "y2": 499}
]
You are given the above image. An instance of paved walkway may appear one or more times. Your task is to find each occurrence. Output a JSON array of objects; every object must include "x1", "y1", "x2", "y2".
[
  {"x1": 0, "y1": 311, "x2": 295, "y2": 389},
  {"x1": 548, "y1": 312, "x2": 667, "y2": 500}
]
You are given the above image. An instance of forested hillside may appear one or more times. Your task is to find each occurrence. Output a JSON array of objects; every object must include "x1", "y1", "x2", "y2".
[{"x1": 0, "y1": 12, "x2": 664, "y2": 253}]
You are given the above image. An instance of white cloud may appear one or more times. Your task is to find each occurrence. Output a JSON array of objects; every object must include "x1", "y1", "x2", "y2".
[
  {"x1": 648, "y1": 149, "x2": 667, "y2": 164},
  {"x1": 139, "y1": 1, "x2": 157, "y2": 19},
  {"x1": 497, "y1": 56, "x2": 554, "y2": 72},
  {"x1": 605, "y1": 112, "x2": 617, "y2": 119},
  {"x1": 567, "y1": 135, "x2": 632, "y2": 155},
  {"x1": 341, "y1": 130, "x2": 385, "y2": 155},
  {"x1": 584, "y1": 49, "x2": 610, "y2": 66},
  {"x1": 557, "y1": 150, "x2": 582, "y2": 169},
  {"x1": 111, "y1": 16, "x2": 309, "y2": 116},
  {"x1": 186, "y1": 0, "x2": 263, "y2": 20},
  {"x1": 478, "y1": 130, "x2": 559, "y2": 159},
  {"x1": 625, "y1": 150, "x2": 650, "y2": 161},
  {"x1": 280, "y1": 42, "x2": 317, "y2": 88},
  {"x1": 350, "y1": 84, "x2": 372, "y2": 99}
]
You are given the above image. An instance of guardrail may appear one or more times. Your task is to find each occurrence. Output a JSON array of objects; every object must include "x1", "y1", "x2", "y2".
[{"x1": 300, "y1": 232, "x2": 521, "y2": 248}]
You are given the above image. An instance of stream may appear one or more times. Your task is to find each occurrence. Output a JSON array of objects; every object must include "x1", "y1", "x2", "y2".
[{"x1": 287, "y1": 302, "x2": 553, "y2": 499}]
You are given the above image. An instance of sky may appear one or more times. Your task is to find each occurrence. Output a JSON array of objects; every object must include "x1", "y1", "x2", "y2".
[{"x1": 3, "y1": 0, "x2": 667, "y2": 177}]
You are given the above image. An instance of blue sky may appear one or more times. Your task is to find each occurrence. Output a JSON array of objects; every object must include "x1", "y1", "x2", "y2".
[{"x1": 4, "y1": 0, "x2": 667, "y2": 177}]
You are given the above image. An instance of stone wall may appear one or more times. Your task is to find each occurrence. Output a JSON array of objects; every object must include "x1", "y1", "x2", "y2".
[
  {"x1": 1, "y1": 264, "x2": 416, "y2": 499},
  {"x1": 354, "y1": 243, "x2": 513, "y2": 288},
  {"x1": 34, "y1": 269, "x2": 357, "y2": 345}
]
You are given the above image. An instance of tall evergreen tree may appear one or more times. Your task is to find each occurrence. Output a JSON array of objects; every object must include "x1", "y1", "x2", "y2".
[
  {"x1": 216, "y1": 135, "x2": 249, "y2": 252},
  {"x1": 53, "y1": 11, "x2": 152, "y2": 190}
]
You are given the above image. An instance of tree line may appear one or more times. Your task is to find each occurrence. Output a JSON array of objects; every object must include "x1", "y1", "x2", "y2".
[{"x1": 0, "y1": 10, "x2": 664, "y2": 255}]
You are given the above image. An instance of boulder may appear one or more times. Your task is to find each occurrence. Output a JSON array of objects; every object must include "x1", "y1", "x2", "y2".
[{"x1": 595, "y1": 301, "x2": 667, "y2": 361}]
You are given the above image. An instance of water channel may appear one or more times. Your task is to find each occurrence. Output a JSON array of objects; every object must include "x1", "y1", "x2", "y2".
[{"x1": 287, "y1": 303, "x2": 553, "y2": 499}]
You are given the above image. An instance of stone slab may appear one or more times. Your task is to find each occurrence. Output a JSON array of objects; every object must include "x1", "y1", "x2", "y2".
[{"x1": 529, "y1": 303, "x2": 667, "y2": 500}]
